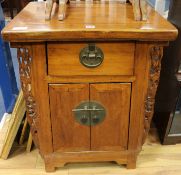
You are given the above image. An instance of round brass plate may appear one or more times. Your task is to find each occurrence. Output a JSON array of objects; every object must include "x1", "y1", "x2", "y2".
[{"x1": 73, "y1": 101, "x2": 106, "y2": 126}]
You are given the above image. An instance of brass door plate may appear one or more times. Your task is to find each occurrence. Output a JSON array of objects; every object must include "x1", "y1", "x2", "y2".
[{"x1": 72, "y1": 101, "x2": 106, "y2": 126}]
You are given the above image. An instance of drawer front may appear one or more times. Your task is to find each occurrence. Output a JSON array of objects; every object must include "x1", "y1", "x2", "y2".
[{"x1": 47, "y1": 42, "x2": 135, "y2": 76}]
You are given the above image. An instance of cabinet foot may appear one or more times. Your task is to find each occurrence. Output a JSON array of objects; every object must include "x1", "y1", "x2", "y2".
[
  {"x1": 126, "y1": 155, "x2": 137, "y2": 169},
  {"x1": 115, "y1": 160, "x2": 124, "y2": 166},
  {"x1": 45, "y1": 164, "x2": 56, "y2": 172},
  {"x1": 59, "y1": 162, "x2": 66, "y2": 168},
  {"x1": 127, "y1": 161, "x2": 136, "y2": 169}
]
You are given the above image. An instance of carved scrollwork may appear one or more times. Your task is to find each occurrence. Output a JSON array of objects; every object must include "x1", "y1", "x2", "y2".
[
  {"x1": 17, "y1": 47, "x2": 39, "y2": 148},
  {"x1": 142, "y1": 46, "x2": 163, "y2": 144}
]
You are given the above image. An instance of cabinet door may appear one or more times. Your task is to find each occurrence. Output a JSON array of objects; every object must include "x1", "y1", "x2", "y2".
[
  {"x1": 90, "y1": 83, "x2": 131, "y2": 151},
  {"x1": 49, "y1": 84, "x2": 90, "y2": 152}
]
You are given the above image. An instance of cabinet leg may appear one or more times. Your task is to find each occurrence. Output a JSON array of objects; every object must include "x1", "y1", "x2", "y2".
[
  {"x1": 127, "y1": 161, "x2": 136, "y2": 169},
  {"x1": 59, "y1": 162, "x2": 66, "y2": 168},
  {"x1": 127, "y1": 154, "x2": 137, "y2": 169},
  {"x1": 45, "y1": 164, "x2": 55, "y2": 172},
  {"x1": 115, "y1": 160, "x2": 124, "y2": 166}
]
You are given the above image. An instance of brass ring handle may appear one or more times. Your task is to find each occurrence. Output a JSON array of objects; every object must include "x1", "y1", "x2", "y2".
[{"x1": 79, "y1": 44, "x2": 104, "y2": 68}]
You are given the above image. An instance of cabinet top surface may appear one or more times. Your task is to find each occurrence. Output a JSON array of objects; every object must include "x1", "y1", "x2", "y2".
[{"x1": 2, "y1": 2, "x2": 178, "y2": 42}]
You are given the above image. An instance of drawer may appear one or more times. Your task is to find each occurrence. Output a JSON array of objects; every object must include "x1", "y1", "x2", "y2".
[{"x1": 47, "y1": 42, "x2": 135, "y2": 76}]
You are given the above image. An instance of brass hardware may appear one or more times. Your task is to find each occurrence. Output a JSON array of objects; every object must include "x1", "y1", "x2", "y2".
[
  {"x1": 80, "y1": 115, "x2": 88, "y2": 124},
  {"x1": 79, "y1": 44, "x2": 104, "y2": 68},
  {"x1": 72, "y1": 101, "x2": 106, "y2": 126},
  {"x1": 92, "y1": 115, "x2": 100, "y2": 124}
]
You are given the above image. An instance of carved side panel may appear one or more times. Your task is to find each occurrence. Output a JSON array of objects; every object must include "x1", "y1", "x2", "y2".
[
  {"x1": 17, "y1": 47, "x2": 39, "y2": 148},
  {"x1": 142, "y1": 46, "x2": 163, "y2": 144}
]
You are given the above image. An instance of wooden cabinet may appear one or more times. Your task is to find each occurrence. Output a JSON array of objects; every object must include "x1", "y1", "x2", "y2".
[{"x1": 2, "y1": 1, "x2": 177, "y2": 172}]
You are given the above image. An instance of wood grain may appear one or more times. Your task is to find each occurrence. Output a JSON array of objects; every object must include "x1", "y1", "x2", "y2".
[
  {"x1": 143, "y1": 45, "x2": 163, "y2": 144},
  {"x1": 58, "y1": 1, "x2": 67, "y2": 20},
  {"x1": 128, "y1": 42, "x2": 150, "y2": 157},
  {"x1": 26, "y1": 132, "x2": 33, "y2": 152},
  {"x1": 90, "y1": 83, "x2": 131, "y2": 151},
  {"x1": 44, "y1": 150, "x2": 129, "y2": 167},
  {"x1": 19, "y1": 116, "x2": 28, "y2": 145},
  {"x1": 1, "y1": 129, "x2": 181, "y2": 174},
  {"x1": 17, "y1": 46, "x2": 39, "y2": 149},
  {"x1": 2, "y1": 2, "x2": 177, "y2": 42},
  {"x1": 31, "y1": 43, "x2": 53, "y2": 155},
  {"x1": 48, "y1": 42, "x2": 135, "y2": 76},
  {"x1": 2, "y1": 1, "x2": 178, "y2": 172},
  {"x1": 49, "y1": 84, "x2": 90, "y2": 152},
  {"x1": 45, "y1": 75, "x2": 136, "y2": 83},
  {"x1": 46, "y1": 0, "x2": 146, "y2": 21},
  {"x1": 45, "y1": 0, "x2": 53, "y2": 20},
  {"x1": 131, "y1": 0, "x2": 141, "y2": 21},
  {"x1": 140, "y1": 0, "x2": 148, "y2": 21},
  {"x1": 0, "y1": 90, "x2": 26, "y2": 159}
]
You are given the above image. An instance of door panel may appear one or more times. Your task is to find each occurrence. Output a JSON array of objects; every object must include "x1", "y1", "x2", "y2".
[
  {"x1": 49, "y1": 84, "x2": 90, "y2": 152},
  {"x1": 90, "y1": 83, "x2": 131, "y2": 151}
]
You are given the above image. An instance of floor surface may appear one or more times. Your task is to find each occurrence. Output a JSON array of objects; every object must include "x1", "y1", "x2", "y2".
[{"x1": 0, "y1": 128, "x2": 181, "y2": 175}]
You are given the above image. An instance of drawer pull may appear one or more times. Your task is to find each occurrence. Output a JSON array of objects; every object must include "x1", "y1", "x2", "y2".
[
  {"x1": 79, "y1": 44, "x2": 104, "y2": 68},
  {"x1": 72, "y1": 101, "x2": 106, "y2": 126}
]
